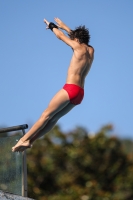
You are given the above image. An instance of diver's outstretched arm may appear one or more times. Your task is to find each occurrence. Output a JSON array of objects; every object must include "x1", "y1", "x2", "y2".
[{"x1": 54, "y1": 17, "x2": 71, "y2": 34}]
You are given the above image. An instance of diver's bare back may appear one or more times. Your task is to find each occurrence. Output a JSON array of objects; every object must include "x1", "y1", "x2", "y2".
[{"x1": 66, "y1": 44, "x2": 94, "y2": 88}]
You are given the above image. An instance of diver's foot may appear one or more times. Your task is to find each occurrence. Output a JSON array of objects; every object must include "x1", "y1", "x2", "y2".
[{"x1": 12, "y1": 139, "x2": 31, "y2": 152}]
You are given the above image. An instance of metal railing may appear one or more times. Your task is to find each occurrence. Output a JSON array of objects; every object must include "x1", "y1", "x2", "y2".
[{"x1": 0, "y1": 124, "x2": 28, "y2": 197}]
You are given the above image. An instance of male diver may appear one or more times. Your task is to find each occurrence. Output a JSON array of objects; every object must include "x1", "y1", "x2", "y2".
[{"x1": 12, "y1": 17, "x2": 94, "y2": 152}]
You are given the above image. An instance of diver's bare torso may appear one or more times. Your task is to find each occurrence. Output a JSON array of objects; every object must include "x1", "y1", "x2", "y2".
[{"x1": 66, "y1": 44, "x2": 94, "y2": 88}]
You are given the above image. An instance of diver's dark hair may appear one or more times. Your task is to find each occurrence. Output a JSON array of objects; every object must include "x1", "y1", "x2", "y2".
[{"x1": 68, "y1": 26, "x2": 90, "y2": 45}]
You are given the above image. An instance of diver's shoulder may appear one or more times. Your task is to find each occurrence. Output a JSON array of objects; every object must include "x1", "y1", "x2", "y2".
[{"x1": 88, "y1": 45, "x2": 94, "y2": 52}]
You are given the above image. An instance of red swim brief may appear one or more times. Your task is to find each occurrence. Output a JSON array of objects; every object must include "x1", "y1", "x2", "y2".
[{"x1": 63, "y1": 84, "x2": 84, "y2": 105}]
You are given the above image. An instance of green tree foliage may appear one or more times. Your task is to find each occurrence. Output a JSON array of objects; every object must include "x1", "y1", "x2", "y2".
[{"x1": 27, "y1": 125, "x2": 133, "y2": 200}]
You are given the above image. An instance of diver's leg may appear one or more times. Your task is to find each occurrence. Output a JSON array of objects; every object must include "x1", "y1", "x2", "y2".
[
  {"x1": 30, "y1": 103, "x2": 75, "y2": 144},
  {"x1": 12, "y1": 89, "x2": 70, "y2": 152}
]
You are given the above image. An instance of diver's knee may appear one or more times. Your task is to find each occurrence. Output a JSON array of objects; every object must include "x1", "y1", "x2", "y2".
[{"x1": 40, "y1": 110, "x2": 51, "y2": 123}]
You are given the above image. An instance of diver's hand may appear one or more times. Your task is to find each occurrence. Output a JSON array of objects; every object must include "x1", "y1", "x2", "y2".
[
  {"x1": 54, "y1": 17, "x2": 66, "y2": 30},
  {"x1": 54, "y1": 17, "x2": 71, "y2": 34},
  {"x1": 44, "y1": 19, "x2": 50, "y2": 29}
]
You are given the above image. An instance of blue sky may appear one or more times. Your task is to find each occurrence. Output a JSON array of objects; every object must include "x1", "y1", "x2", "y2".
[{"x1": 0, "y1": 1, "x2": 133, "y2": 139}]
